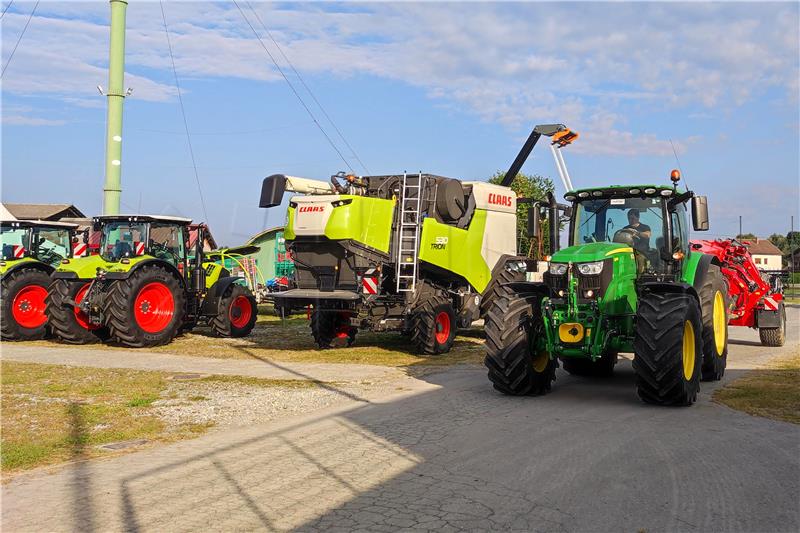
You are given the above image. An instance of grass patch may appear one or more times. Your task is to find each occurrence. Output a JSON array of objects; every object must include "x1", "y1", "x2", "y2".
[
  {"x1": 713, "y1": 352, "x2": 800, "y2": 425},
  {"x1": 1, "y1": 362, "x2": 210, "y2": 474}
]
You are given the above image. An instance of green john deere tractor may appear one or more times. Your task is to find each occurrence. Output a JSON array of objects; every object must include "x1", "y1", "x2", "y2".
[
  {"x1": 485, "y1": 169, "x2": 729, "y2": 406},
  {"x1": 1, "y1": 220, "x2": 79, "y2": 340},
  {"x1": 47, "y1": 215, "x2": 257, "y2": 347}
]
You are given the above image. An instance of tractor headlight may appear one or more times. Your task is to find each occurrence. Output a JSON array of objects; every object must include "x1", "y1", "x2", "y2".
[
  {"x1": 577, "y1": 261, "x2": 604, "y2": 275},
  {"x1": 549, "y1": 263, "x2": 567, "y2": 275}
]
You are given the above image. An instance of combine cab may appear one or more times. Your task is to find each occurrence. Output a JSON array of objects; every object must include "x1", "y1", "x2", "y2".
[
  {"x1": 691, "y1": 239, "x2": 786, "y2": 346},
  {"x1": 47, "y1": 215, "x2": 257, "y2": 347},
  {"x1": 1, "y1": 220, "x2": 79, "y2": 340}
]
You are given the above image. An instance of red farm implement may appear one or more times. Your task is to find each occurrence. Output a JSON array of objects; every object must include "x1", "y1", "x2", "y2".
[{"x1": 690, "y1": 239, "x2": 787, "y2": 346}]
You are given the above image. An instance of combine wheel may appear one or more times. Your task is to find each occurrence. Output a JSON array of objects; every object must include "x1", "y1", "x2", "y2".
[
  {"x1": 46, "y1": 279, "x2": 108, "y2": 344},
  {"x1": 633, "y1": 291, "x2": 702, "y2": 406},
  {"x1": 104, "y1": 265, "x2": 185, "y2": 348},
  {"x1": 699, "y1": 265, "x2": 729, "y2": 381},
  {"x1": 211, "y1": 285, "x2": 257, "y2": 337},
  {"x1": 562, "y1": 351, "x2": 617, "y2": 377},
  {"x1": 410, "y1": 292, "x2": 456, "y2": 354},
  {"x1": 759, "y1": 303, "x2": 786, "y2": 347},
  {"x1": 1, "y1": 267, "x2": 50, "y2": 341},
  {"x1": 310, "y1": 310, "x2": 356, "y2": 349},
  {"x1": 484, "y1": 292, "x2": 556, "y2": 395}
]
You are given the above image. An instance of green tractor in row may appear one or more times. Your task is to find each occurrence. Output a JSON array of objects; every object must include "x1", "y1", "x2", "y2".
[
  {"x1": 47, "y1": 215, "x2": 257, "y2": 348},
  {"x1": 1, "y1": 220, "x2": 79, "y2": 340},
  {"x1": 485, "y1": 128, "x2": 729, "y2": 406}
]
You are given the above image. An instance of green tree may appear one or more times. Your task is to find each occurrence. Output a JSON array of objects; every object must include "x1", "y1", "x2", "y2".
[
  {"x1": 488, "y1": 171, "x2": 554, "y2": 256},
  {"x1": 768, "y1": 233, "x2": 788, "y2": 253},
  {"x1": 735, "y1": 233, "x2": 757, "y2": 241}
]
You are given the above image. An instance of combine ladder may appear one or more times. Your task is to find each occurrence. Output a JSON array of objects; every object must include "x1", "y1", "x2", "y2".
[{"x1": 396, "y1": 172, "x2": 422, "y2": 293}]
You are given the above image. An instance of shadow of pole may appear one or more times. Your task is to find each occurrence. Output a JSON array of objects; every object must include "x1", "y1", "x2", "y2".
[
  {"x1": 68, "y1": 401, "x2": 95, "y2": 533},
  {"x1": 212, "y1": 460, "x2": 275, "y2": 530}
]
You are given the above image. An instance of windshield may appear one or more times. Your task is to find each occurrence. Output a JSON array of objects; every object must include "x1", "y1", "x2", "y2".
[
  {"x1": 31, "y1": 228, "x2": 71, "y2": 265},
  {"x1": 0, "y1": 227, "x2": 30, "y2": 260},
  {"x1": 572, "y1": 196, "x2": 665, "y2": 256},
  {"x1": 101, "y1": 222, "x2": 147, "y2": 261}
]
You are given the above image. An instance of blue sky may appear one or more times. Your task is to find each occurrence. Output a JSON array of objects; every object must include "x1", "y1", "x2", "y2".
[{"x1": 2, "y1": 1, "x2": 798, "y2": 246}]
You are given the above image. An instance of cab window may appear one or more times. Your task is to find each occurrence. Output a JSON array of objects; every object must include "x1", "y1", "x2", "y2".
[{"x1": 149, "y1": 224, "x2": 185, "y2": 267}]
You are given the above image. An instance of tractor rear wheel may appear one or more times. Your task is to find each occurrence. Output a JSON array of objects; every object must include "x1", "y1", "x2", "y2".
[
  {"x1": 310, "y1": 310, "x2": 356, "y2": 349},
  {"x1": 46, "y1": 279, "x2": 108, "y2": 344},
  {"x1": 759, "y1": 303, "x2": 786, "y2": 347},
  {"x1": 484, "y1": 291, "x2": 556, "y2": 395},
  {"x1": 1, "y1": 267, "x2": 51, "y2": 341},
  {"x1": 700, "y1": 265, "x2": 729, "y2": 381},
  {"x1": 562, "y1": 351, "x2": 617, "y2": 377},
  {"x1": 410, "y1": 292, "x2": 456, "y2": 354},
  {"x1": 633, "y1": 291, "x2": 702, "y2": 406},
  {"x1": 211, "y1": 285, "x2": 257, "y2": 337},
  {"x1": 104, "y1": 265, "x2": 185, "y2": 348}
]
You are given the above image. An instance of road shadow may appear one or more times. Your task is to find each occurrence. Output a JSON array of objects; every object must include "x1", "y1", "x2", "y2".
[{"x1": 67, "y1": 401, "x2": 95, "y2": 533}]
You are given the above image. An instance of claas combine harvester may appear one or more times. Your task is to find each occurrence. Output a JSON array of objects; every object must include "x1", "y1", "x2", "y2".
[
  {"x1": 257, "y1": 125, "x2": 580, "y2": 354},
  {"x1": 47, "y1": 215, "x2": 257, "y2": 347},
  {"x1": 1, "y1": 219, "x2": 80, "y2": 340}
]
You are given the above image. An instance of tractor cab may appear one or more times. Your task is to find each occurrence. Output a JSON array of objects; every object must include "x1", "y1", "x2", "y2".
[
  {"x1": 94, "y1": 215, "x2": 191, "y2": 269},
  {"x1": 1, "y1": 220, "x2": 76, "y2": 268}
]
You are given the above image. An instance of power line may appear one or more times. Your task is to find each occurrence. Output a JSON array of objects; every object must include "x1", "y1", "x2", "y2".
[
  {"x1": 231, "y1": 0, "x2": 355, "y2": 174},
  {"x1": 1, "y1": 1, "x2": 15, "y2": 20},
  {"x1": 1, "y1": 0, "x2": 39, "y2": 78},
  {"x1": 159, "y1": 1, "x2": 209, "y2": 224},
  {"x1": 245, "y1": 1, "x2": 370, "y2": 175}
]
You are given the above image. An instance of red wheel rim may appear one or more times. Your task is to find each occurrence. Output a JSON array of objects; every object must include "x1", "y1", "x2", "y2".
[
  {"x1": 435, "y1": 311, "x2": 451, "y2": 345},
  {"x1": 73, "y1": 282, "x2": 99, "y2": 331},
  {"x1": 134, "y1": 282, "x2": 175, "y2": 334},
  {"x1": 229, "y1": 295, "x2": 253, "y2": 328},
  {"x1": 12, "y1": 284, "x2": 47, "y2": 329},
  {"x1": 335, "y1": 312, "x2": 352, "y2": 340}
]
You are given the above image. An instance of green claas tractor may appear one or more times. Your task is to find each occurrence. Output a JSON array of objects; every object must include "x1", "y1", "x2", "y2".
[
  {"x1": 47, "y1": 215, "x2": 257, "y2": 347},
  {"x1": 485, "y1": 159, "x2": 729, "y2": 406},
  {"x1": 1, "y1": 220, "x2": 79, "y2": 340}
]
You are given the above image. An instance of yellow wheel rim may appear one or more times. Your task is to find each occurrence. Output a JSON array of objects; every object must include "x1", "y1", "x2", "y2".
[
  {"x1": 682, "y1": 320, "x2": 696, "y2": 381},
  {"x1": 713, "y1": 291, "x2": 726, "y2": 356},
  {"x1": 532, "y1": 350, "x2": 549, "y2": 373}
]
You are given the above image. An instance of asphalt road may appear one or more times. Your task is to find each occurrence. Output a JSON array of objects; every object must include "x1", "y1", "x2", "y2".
[{"x1": 3, "y1": 308, "x2": 798, "y2": 532}]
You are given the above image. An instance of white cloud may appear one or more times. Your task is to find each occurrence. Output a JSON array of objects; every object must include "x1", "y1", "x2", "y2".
[{"x1": 3, "y1": 114, "x2": 66, "y2": 126}]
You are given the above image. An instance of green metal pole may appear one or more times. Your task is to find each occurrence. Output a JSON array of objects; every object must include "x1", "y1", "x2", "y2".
[{"x1": 102, "y1": 0, "x2": 128, "y2": 215}]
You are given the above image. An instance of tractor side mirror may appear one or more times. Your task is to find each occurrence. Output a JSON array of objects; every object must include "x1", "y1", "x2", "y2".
[
  {"x1": 527, "y1": 206, "x2": 540, "y2": 238},
  {"x1": 259, "y1": 174, "x2": 288, "y2": 208},
  {"x1": 691, "y1": 195, "x2": 709, "y2": 231}
]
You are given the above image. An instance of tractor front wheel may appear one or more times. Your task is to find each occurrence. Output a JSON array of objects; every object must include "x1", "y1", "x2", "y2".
[
  {"x1": 310, "y1": 310, "x2": 356, "y2": 349},
  {"x1": 759, "y1": 303, "x2": 786, "y2": 347},
  {"x1": 1, "y1": 267, "x2": 51, "y2": 341},
  {"x1": 410, "y1": 292, "x2": 456, "y2": 354},
  {"x1": 211, "y1": 285, "x2": 257, "y2": 337},
  {"x1": 46, "y1": 279, "x2": 108, "y2": 344},
  {"x1": 484, "y1": 291, "x2": 556, "y2": 395},
  {"x1": 104, "y1": 265, "x2": 185, "y2": 348},
  {"x1": 700, "y1": 265, "x2": 729, "y2": 381},
  {"x1": 633, "y1": 291, "x2": 702, "y2": 406}
]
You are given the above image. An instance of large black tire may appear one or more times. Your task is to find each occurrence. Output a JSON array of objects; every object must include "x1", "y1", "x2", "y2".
[
  {"x1": 759, "y1": 303, "x2": 786, "y2": 347},
  {"x1": 410, "y1": 292, "x2": 456, "y2": 354},
  {"x1": 46, "y1": 279, "x2": 108, "y2": 344},
  {"x1": 561, "y1": 351, "x2": 617, "y2": 377},
  {"x1": 210, "y1": 284, "x2": 257, "y2": 337},
  {"x1": 633, "y1": 291, "x2": 702, "y2": 406},
  {"x1": 104, "y1": 264, "x2": 186, "y2": 348},
  {"x1": 484, "y1": 291, "x2": 556, "y2": 395},
  {"x1": 1, "y1": 267, "x2": 50, "y2": 341},
  {"x1": 480, "y1": 259, "x2": 526, "y2": 316},
  {"x1": 310, "y1": 310, "x2": 356, "y2": 349},
  {"x1": 699, "y1": 265, "x2": 729, "y2": 381}
]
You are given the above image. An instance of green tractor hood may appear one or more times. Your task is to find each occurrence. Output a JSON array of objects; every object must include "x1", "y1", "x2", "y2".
[{"x1": 551, "y1": 242, "x2": 633, "y2": 263}]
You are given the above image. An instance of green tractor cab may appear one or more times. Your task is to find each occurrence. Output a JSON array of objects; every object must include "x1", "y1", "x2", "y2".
[
  {"x1": 1, "y1": 220, "x2": 78, "y2": 340},
  {"x1": 48, "y1": 215, "x2": 257, "y2": 347},
  {"x1": 486, "y1": 172, "x2": 729, "y2": 406}
]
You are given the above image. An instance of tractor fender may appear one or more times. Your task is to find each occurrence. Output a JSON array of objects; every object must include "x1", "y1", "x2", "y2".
[
  {"x1": 201, "y1": 276, "x2": 247, "y2": 316},
  {"x1": 1, "y1": 260, "x2": 54, "y2": 280},
  {"x1": 102, "y1": 259, "x2": 186, "y2": 288},
  {"x1": 638, "y1": 281, "x2": 700, "y2": 305},
  {"x1": 689, "y1": 252, "x2": 721, "y2": 293}
]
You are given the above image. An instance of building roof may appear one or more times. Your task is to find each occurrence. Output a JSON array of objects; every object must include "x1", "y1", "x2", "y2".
[
  {"x1": 247, "y1": 226, "x2": 284, "y2": 244},
  {"x1": 746, "y1": 238, "x2": 783, "y2": 256},
  {"x1": 3, "y1": 203, "x2": 85, "y2": 220}
]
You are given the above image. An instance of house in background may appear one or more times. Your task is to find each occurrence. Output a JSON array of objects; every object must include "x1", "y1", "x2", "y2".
[
  {"x1": 2, "y1": 203, "x2": 85, "y2": 220},
  {"x1": 746, "y1": 238, "x2": 783, "y2": 270}
]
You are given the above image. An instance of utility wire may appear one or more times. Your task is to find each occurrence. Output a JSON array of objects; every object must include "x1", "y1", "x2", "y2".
[
  {"x1": 159, "y1": 1, "x2": 209, "y2": 224},
  {"x1": 245, "y1": 1, "x2": 370, "y2": 175},
  {"x1": 1, "y1": 0, "x2": 39, "y2": 78},
  {"x1": 0, "y1": 1, "x2": 15, "y2": 20},
  {"x1": 231, "y1": 0, "x2": 356, "y2": 174}
]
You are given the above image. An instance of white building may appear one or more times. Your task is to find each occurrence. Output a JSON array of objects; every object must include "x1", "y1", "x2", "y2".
[{"x1": 747, "y1": 238, "x2": 783, "y2": 270}]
